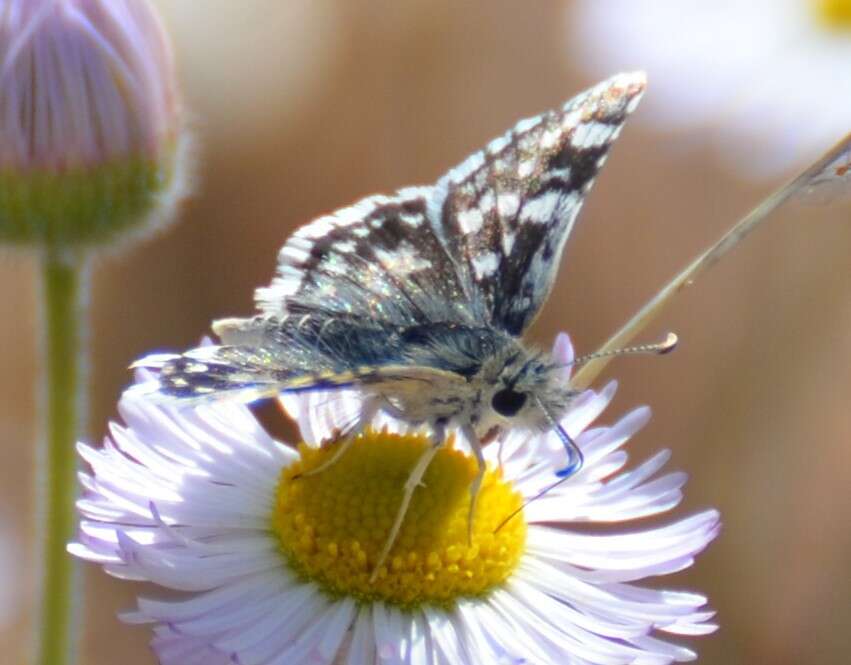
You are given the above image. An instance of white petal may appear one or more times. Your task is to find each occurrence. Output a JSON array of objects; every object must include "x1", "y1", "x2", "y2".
[{"x1": 345, "y1": 606, "x2": 377, "y2": 665}]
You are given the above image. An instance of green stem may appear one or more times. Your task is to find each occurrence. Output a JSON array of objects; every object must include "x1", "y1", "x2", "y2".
[{"x1": 36, "y1": 249, "x2": 86, "y2": 665}]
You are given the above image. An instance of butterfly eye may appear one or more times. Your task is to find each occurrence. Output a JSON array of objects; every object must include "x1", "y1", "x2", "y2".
[{"x1": 491, "y1": 388, "x2": 527, "y2": 417}]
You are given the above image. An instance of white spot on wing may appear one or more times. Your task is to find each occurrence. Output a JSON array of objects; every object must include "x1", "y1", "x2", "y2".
[
  {"x1": 396, "y1": 186, "x2": 432, "y2": 200},
  {"x1": 478, "y1": 191, "x2": 496, "y2": 215},
  {"x1": 305, "y1": 219, "x2": 333, "y2": 239},
  {"x1": 501, "y1": 230, "x2": 516, "y2": 255},
  {"x1": 626, "y1": 95, "x2": 642, "y2": 113},
  {"x1": 556, "y1": 191, "x2": 581, "y2": 218},
  {"x1": 472, "y1": 251, "x2": 500, "y2": 279},
  {"x1": 548, "y1": 166, "x2": 571, "y2": 182},
  {"x1": 374, "y1": 242, "x2": 431, "y2": 276},
  {"x1": 561, "y1": 110, "x2": 582, "y2": 129},
  {"x1": 280, "y1": 244, "x2": 310, "y2": 263},
  {"x1": 399, "y1": 213, "x2": 422, "y2": 227},
  {"x1": 273, "y1": 268, "x2": 303, "y2": 297},
  {"x1": 571, "y1": 121, "x2": 613, "y2": 150},
  {"x1": 520, "y1": 190, "x2": 561, "y2": 224},
  {"x1": 514, "y1": 114, "x2": 544, "y2": 134},
  {"x1": 497, "y1": 193, "x2": 520, "y2": 218},
  {"x1": 487, "y1": 134, "x2": 510, "y2": 155},
  {"x1": 457, "y1": 207, "x2": 484, "y2": 234},
  {"x1": 338, "y1": 196, "x2": 391, "y2": 227},
  {"x1": 517, "y1": 159, "x2": 536, "y2": 178},
  {"x1": 540, "y1": 128, "x2": 561, "y2": 149},
  {"x1": 447, "y1": 149, "x2": 485, "y2": 184},
  {"x1": 295, "y1": 194, "x2": 397, "y2": 241}
]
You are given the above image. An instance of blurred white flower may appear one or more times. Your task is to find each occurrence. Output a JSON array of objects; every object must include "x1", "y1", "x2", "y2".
[
  {"x1": 71, "y1": 335, "x2": 718, "y2": 664},
  {"x1": 569, "y1": 0, "x2": 851, "y2": 178}
]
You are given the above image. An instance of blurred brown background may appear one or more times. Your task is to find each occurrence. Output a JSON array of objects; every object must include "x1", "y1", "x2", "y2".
[{"x1": 2, "y1": 2, "x2": 850, "y2": 663}]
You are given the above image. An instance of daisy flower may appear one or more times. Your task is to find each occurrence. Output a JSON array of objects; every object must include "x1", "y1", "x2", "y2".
[
  {"x1": 70, "y1": 334, "x2": 719, "y2": 664},
  {"x1": 569, "y1": 0, "x2": 851, "y2": 178}
]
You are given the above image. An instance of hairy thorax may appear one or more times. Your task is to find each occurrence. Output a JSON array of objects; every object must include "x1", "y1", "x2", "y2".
[{"x1": 371, "y1": 339, "x2": 577, "y2": 441}]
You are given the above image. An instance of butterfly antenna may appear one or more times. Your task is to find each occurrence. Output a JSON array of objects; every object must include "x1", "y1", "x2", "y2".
[
  {"x1": 494, "y1": 399, "x2": 585, "y2": 533},
  {"x1": 570, "y1": 332, "x2": 678, "y2": 367},
  {"x1": 534, "y1": 396, "x2": 584, "y2": 477}
]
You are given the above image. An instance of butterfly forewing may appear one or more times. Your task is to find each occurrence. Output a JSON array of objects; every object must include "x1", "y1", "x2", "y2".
[
  {"x1": 256, "y1": 189, "x2": 479, "y2": 329},
  {"x1": 140, "y1": 73, "x2": 645, "y2": 402},
  {"x1": 434, "y1": 72, "x2": 646, "y2": 335}
]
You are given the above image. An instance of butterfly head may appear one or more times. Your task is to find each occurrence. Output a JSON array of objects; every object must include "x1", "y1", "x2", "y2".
[
  {"x1": 477, "y1": 346, "x2": 577, "y2": 439},
  {"x1": 467, "y1": 345, "x2": 581, "y2": 477}
]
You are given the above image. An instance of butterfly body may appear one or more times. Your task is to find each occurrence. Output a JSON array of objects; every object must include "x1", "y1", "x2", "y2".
[{"x1": 161, "y1": 314, "x2": 575, "y2": 443}]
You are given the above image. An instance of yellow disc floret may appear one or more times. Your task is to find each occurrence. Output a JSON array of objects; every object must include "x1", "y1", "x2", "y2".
[
  {"x1": 815, "y1": 0, "x2": 851, "y2": 30},
  {"x1": 273, "y1": 428, "x2": 527, "y2": 609}
]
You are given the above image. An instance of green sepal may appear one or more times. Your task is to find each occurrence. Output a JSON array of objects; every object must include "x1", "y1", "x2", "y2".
[{"x1": 0, "y1": 148, "x2": 175, "y2": 248}]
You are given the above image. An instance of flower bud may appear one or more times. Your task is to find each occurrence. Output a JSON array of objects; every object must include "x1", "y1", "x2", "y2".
[{"x1": 0, "y1": 0, "x2": 190, "y2": 248}]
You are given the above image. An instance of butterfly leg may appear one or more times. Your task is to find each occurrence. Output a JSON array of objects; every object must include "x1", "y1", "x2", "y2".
[
  {"x1": 296, "y1": 397, "x2": 380, "y2": 478},
  {"x1": 463, "y1": 426, "x2": 486, "y2": 545},
  {"x1": 370, "y1": 419, "x2": 447, "y2": 583}
]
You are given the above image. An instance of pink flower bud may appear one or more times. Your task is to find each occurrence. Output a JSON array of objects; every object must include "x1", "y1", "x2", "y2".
[{"x1": 0, "y1": 0, "x2": 190, "y2": 248}]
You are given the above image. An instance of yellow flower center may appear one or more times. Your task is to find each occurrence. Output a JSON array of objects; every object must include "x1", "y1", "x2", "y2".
[
  {"x1": 272, "y1": 429, "x2": 527, "y2": 609},
  {"x1": 814, "y1": 0, "x2": 851, "y2": 30}
]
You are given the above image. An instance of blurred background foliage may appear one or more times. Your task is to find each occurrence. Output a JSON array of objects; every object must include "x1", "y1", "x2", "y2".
[{"x1": 1, "y1": 1, "x2": 849, "y2": 663}]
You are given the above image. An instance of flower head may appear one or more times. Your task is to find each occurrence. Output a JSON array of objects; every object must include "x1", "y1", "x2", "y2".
[
  {"x1": 71, "y1": 334, "x2": 719, "y2": 664},
  {"x1": 570, "y1": 0, "x2": 851, "y2": 178},
  {"x1": 0, "y1": 0, "x2": 189, "y2": 248}
]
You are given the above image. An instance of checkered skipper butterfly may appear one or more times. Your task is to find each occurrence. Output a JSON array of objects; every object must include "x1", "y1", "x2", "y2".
[
  {"x1": 134, "y1": 72, "x2": 646, "y2": 568},
  {"x1": 139, "y1": 72, "x2": 647, "y2": 465},
  {"x1": 134, "y1": 70, "x2": 851, "y2": 574}
]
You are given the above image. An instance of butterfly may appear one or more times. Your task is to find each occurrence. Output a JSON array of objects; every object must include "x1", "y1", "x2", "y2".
[
  {"x1": 139, "y1": 71, "x2": 645, "y2": 458},
  {"x1": 134, "y1": 70, "x2": 851, "y2": 576},
  {"x1": 133, "y1": 72, "x2": 646, "y2": 570}
]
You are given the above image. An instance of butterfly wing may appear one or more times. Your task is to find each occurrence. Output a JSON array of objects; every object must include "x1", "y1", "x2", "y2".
[
  {"x1": 255, "y1": 73, "x2": 645, "y2": 338},
  {"x1": 431, "y1": 71, "x2": 646, "y2": 336},
  {"x1": 136, "y1": 317, "x2": 509, "y2": 403},
  {"x1": 135, "y1": 187, "x2": 496, "y2": 402},
  {"x1": 255, "y1": 188, "x2": 481, "y2": 329},
  {"x1": 136, "y1": 73, "x2": 644, "y2": 403}
]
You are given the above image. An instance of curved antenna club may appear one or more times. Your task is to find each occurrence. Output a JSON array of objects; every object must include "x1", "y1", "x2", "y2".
[
  {"x1": 494, "y1": 399, "x2": 585, "y2": 533},
  {"x1": 535, "y1": 396, "x2": 584, "y2": 478}
]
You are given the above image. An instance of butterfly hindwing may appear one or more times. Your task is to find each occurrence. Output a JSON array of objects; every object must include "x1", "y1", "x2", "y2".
[
  {"x1": 141, "y1": 317, "x2": 511, "y2": 403},
  {"x1": 433, "y1": 72, "x2": 646, "y2": 335}
]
